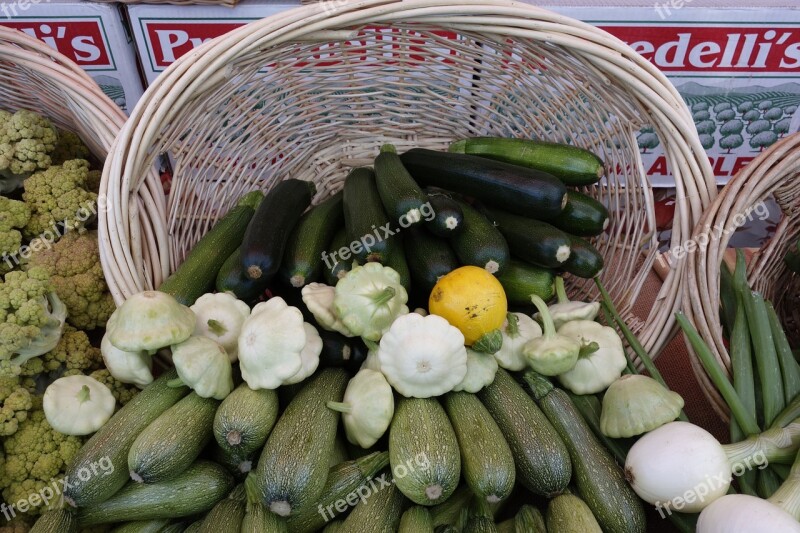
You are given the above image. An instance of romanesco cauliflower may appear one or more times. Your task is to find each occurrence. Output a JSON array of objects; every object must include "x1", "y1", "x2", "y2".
[
  {"x1": 0, "y1": 268, "x2": 67, "y2": 371},
  {"x1": 0, "y1": 110, "x2": 57, "y2": 193},
  {"x1": 21, "y1": 159, "x2": 98, "y2": 240},
  {"x1": 0, "y1": 197, "x2": 30, "y2": 274},
  {"x1": 0, "y1": 373, "x2": 32, "y2": 437},
  {"x1": 25, "y1": 231, "x2": 114, "y2": 331},
  {"x1": 0, "y1": 409, "x2": 83, "y2": 518},
  {"x1": 50, "y1": 129, "x2": 90, "y2": 166}
]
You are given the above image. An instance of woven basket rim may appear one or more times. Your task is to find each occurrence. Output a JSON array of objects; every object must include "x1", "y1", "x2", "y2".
[{"x1": 98, "y1": 0, "x2": 717, "y2": 358}]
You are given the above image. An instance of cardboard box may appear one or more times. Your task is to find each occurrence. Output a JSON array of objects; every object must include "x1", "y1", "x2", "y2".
[
  {"x1": 0, "y1": 1, "x2": 145, "y2": 113},
  {"x1": 127, "y1": 0, "x2": 800, "y2": 185}
]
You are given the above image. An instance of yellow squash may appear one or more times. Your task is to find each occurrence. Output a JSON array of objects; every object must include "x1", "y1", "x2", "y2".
[{"x1": 429, "y1": 266, "x2": 508, "y2": 350}]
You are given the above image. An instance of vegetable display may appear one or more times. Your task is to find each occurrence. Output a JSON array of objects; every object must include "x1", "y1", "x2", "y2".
[{"x1": 24, "y1": 128, "x2": 794, "y2": 533}]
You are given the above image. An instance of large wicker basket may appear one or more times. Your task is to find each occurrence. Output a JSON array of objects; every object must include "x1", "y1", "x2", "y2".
[
  {"x1": 684, "y1": 132, "x2": 800, "y2": 421},
  {"x1": 100, "y1": 0, "x2": 716, "y2": 356},
  {"x1": 0, "y1": 26, "x2": 126, "y2": 160}
]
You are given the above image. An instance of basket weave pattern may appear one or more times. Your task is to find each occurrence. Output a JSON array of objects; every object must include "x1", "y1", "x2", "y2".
[
  {"x1": 684, "y1": 132, "x2": 800, "y2": 420},
  {"x1": 0, "y1": 27, "x2": 126, "y2": 158},
  {"x1": 99, "y1": 0, "x2": 716, "y2": 357}
]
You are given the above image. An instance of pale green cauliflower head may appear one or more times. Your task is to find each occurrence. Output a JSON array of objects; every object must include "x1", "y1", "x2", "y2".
[
  {"x1": 25, "y1": 231, "x2": 115, "y2": 331},
  {"x1": 22, "y1": 159, "x2": 98, "y2": 240},
  {"x1": 0, "y1": 409, "x2": 84, "y2": 518},
  {"x1": 0, "y1": 110, "x2": 58, "y2": 187},
  {"x1": 0, "y1": 196, "x2": 31, "y2": 273}
]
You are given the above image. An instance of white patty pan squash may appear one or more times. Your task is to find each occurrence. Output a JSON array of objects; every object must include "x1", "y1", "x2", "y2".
[
  {"x1": 101, "y1": 328, "x2": 153, "y2": 388},
  {"x1": 557, "y1": 320, "x2": 627, "y2": 395},
  {"x1": 453, "y1": 349, "x2": 499, "y2": 393},
  {"x1": 328, "y1": 369, "x2": 395, "y2": 449},
  {"x1": 191, "y1": 292, "x2": 251, "y2": 362},
  {"x1": 108, "y1": 291, "x2": 195, "y2": 354},
  {"x1": 378, "y1": 313, "x2": 467, "y2": 398},
  {"x1": 301, "y1": 282, "x2": 356, "y2": 337},
  {"x1": 170, "y1": 336, "x2": 234, "y2": 400},
  {"x1": 334, "y1": 263, "x2": 409, "y2": 341},
  {"x1": 43, "y1": 375, "x2": 116, "y2": 436},
  {"x1": 494, "y1": 312, "x2": 542, "y2": 371},
  {"x1": 238, "y1": 297, "x2": 305, "y2": 390},
  {"x1": 282, "y1": 322, "x2": 323, "y2": 386}
]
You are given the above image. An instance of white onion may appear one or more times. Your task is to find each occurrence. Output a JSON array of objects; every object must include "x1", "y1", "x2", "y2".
[
  {"x1": 624, "y1": 421, "x2": 731, "y2": 513},
  {"x1": 697, "y1": 494, "x2": 800, "y2": 533}
]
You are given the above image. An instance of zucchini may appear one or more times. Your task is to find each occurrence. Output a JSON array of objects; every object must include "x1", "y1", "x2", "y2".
[
  {"x1": 375, "y1": 144, "x2": 428, "y2": 224},
  {"x1": 77, "y1": 461, "x2": 235, "y2": 525},
  {"x1": 198, "y1": 485, "x2": 246, "y2": 533},
  {"x1": 430, "y1": 484, "x2": 472, "y2": 528},
  {"x1": 213, "y1": 384, "x2": 279, "y2": 459},
  {"x1": 250, "y1": 368, "x2": 349, "y2": 517},
  {"x1": 323, "y1": 228, "x2": 355, "y2": 285},
  {"x1": 562, "y1": 235, "x2": 604, "y2": 278},
  {"x1": 215, "y1": 247, "x2": 263, "y2": 303},
  {"x1": 287, "y1": 451, "x2": 390, "y2": 533},
  {"x1": 330, "y1": 436, "x2": 349, "y2": 467},
  {"x1": 424, "y1": 189, "x2": 464, "y2": 237},
  {"x1": 128, "y1": 392, "x2": 219, "y2": 484},
  {"x1": 318, "y1": 330, "x2": 368, "y2": 373},
  {"x1": 210, "y1": 441, "x2": 255, "y2": 478},
  {"x1": 404, "y1": 226, "x2": 459, "y2": 294},
  {"x1": 383, "y1": 239, "x2": 412, "y2": 292},
  {"x1": 464, "y1": 517, "x2": 497, "y2": 533},
  {"x1": 443, "y1": 392, "x2": 515, "y2": 504},
  {"x1": 241, "y1": 179, "x2": 316, "y2": 283},
  {"x1": 242, "y1": 499, "x2": 288, "y2": 532},
  {"x1": 546, "y1": 493, "x2": 602, "y2": 533},
  {"x1": 400, "y1": 506, "x2": 435, "y2": 533},
  {"x1": 184, "y1": 522, "x2": 202, "y2": 533},
  {"x1": 340, "y1": 471, "x2": 405, "y2": 532},
  {"x1": 515, "y1": 504, "x2": 547, "y2": 532},
  {"x1": 343, "y1": 167, "x2": 395, "y2": 263},
  {"x1": 451, "y1": 199, "x2": 510, "y2": 274},
  {"x1": 484, "y1": 208, "x2": 572, "y2": 268},
  {"x1": 109, "y1": 520, "x2": 170, "y2": 533},
  {"x1": 550, "y1": 190, "x2": 610, "y2": 237},
  {"x1": 496, "y1": 260, "x2": 555, "y2": 306},
  {"x1": 281, "y1": 191, "x2": 344, "y2": 288},
  {"x1": 389, "y1": 397, "x2": 461, "y2": 505},
  {"x1": 400, "y1": 148, "x2": 567, "y2": 220},
  {"x1": 476, "y1": 369, "x2": 571, "y2": 496},
  {"x1": 523, "y1": 371, "x2": 646, "y2": 532},
  {"x1": 450, "y1": 137, "x2": 605, "y2": 186},
  {"x1": 159, "y1": 190, "x2": 263, "y2": 305},
  {"x1": 30, "y1": 509, "x2": 77, "y2": 533},
  {"x1": 322, "y1": 522, "x2": 344, "y2": 533},
  {"x1": 64, "y1": 369, "x2": 190, "y2": 507}
]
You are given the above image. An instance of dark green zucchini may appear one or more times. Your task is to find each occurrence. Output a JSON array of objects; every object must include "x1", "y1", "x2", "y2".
[
  {"x1": 424, "y1": 189, "x2": 464, "y2": 237},
  {"x1": 318, "y1": 330, "x2": 369, "y2": 373},
  {"x1": 404, "y1": 226, "x2": 459, "y2": 294},
  {"x1": 383, "y1": 238, "x2": 412, "y2": 292},
  {"x1": 375, "y1": 144, "x2": 428, "y2": 224},
  {"x1": 562, "y1": 235, "x2": 604, "y2": 278},
  {"x1": 450, "y1": 200, "x2": 509, "y2": 275},
  {"x1": 323, "y1": 228, "x2": 355, "y2": 285},
  {"x1": 449, "y1": 137, "x2": 604, "y2": 186},
  {"x1": 241, "y1": 179, "x2": 315, "y2": 283},
  {"x1": 550, "y1": 190, "x2": 610, "y2": 237},
  {"x1": 400, "y1": 148, "x2": 567, "y2": 220},
  {"x1": 343, "y1": 167, "x2": 395, "y2": 263},
  {"x1": 496, "y1": 260, "x2": 555, "y2": 306},
  {"x1": 216, "y1": 247, "x2": 264, "y2": 302},
  {"x1": 484, "y1": 208, "x2": 572, "y2": 268},
  {"x1": 281, "y1": 191, "x2": 344, "y2": 288}
]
